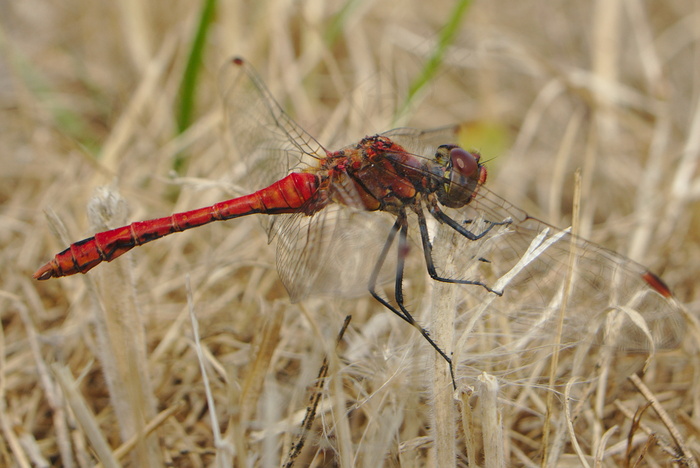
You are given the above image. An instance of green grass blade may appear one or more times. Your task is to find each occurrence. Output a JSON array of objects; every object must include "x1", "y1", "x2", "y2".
[
  {"x1": 324, "y1": 0, "x2": 364, "y2": 46},
  {"x1": 174, "y1": 0, "x2": 217, "y2": 173},
  {"x1": 395, "y1": 0, "x2": 472, "y2": 122}
]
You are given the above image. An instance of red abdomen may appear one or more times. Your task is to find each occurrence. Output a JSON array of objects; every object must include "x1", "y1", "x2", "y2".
[{"x1": 34, "y1": 172, "x2": 319, "y2": 280}]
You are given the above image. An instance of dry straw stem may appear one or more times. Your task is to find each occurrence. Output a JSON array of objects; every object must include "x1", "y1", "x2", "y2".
[
  {"x1": 628, "y1": 373, "x2": 697, "y2": 467},
  {"x1": 430, "y1": 223, "x2": 458, "y2": 466},
  {"x1": 5, "y1": 0, "x2": 700, "y2": 466},
  {"x1": 542, "y1": 168, "x2": 582, "y2": 466},
  {"x1": 477, "y1": 373, "x2": 505, "y2": 467}
]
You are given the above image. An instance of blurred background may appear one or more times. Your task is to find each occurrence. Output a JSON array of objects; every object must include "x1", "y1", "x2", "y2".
[{"x1": 2, "y1": 0, "x2": 699, "y2": 466}]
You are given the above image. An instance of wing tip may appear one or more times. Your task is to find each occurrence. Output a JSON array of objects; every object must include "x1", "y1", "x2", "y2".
[{"x1": 641, "y1": 271, "x2": 673, "y2": 299}]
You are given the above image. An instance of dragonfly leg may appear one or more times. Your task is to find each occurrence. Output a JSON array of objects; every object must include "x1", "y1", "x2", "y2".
[
  {"x1": 417, "y1": 207, "x2": 503, "y2": 296},
  {"x1": 460, "y1": 217, "x2": 507, "y2": 261},
  {"x1": 368, "y1": 214, "x2": 457, "y2": 389},
  {"x1": 430, "y1": 205, "x2": 511, "y2": 241},
  {"x1": 368, "y1": 218, "x2": 401, "y2": 303}
]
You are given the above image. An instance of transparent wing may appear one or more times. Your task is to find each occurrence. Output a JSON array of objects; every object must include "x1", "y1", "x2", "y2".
[
  {"x1": 220, "y1": 58, "x2": 400, "y2": 299},
  {"x1": 220, "y1": 57, "x2": 328, "y2": 186},
  {"x1": 275, "y1": 205, "x2": 396, "y2": 302},
  {"x1": 381, "y1": 125, "x2": 460, "y2": 157},
  {"x1": 422, "y1": 186, "x2": 684, "y2": 382},
  {"x1": 220, "y1": 58, "x2": 329, "y2": 236},
  {"x1": 380, "y1": 125, "x2": 683, "y2": 374}
]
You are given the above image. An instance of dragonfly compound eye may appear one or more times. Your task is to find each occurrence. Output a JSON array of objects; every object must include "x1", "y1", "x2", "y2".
[
  {"x1": 449, "y1": 147, "x2": 478, "y2": 178},
  {"x1": 434, "y1": 147, "x2": 482, "y2": 208}
]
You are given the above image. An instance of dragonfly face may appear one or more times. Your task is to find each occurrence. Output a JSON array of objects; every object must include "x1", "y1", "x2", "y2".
[{"x1": 432, "y1": 145, "x2": 487, "y2": 209}]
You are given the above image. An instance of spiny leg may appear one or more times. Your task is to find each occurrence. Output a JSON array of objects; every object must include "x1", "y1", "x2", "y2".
[
  {"x1": 459, "y1": 218, "x2": 502, "y2": 264},
  {"x1": 368, "y1": 213, "x2": 456, "y2": 389},
  {"x1": 394, "y1": 217, "x2": 457, "y2": 388},
  {"x1": 430, "y1": 204, "x2": 511, "y2": 241},
  {"x1": 368, "y1": 218, "x2": 401, "y2": 310},
  {"x1": 416, "y1": 206, "x2": 503, "y2": 295}
]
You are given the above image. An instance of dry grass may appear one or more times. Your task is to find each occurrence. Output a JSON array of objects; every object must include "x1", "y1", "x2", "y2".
[{"x1": 3, "y1": 1, "x2": 700, "y2": 466}]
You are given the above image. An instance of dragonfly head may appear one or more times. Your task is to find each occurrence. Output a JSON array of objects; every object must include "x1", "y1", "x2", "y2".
[{"x1": 434, "y1": 145, "x2": 487, "y2": 208}]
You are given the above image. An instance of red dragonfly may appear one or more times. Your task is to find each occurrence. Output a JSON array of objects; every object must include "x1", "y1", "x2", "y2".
[{"x1": 35, "y1": 57, "x2": 683, "y2": 384}]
